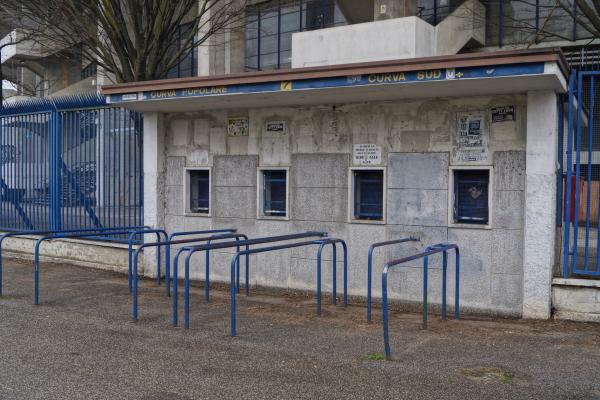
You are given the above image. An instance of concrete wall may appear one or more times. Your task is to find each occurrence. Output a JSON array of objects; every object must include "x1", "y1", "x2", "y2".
[
  {"x1": 0, "y1": 235, "x2": 139, "y2": 275},
  {"x1": 152, "y1": 93, "x2": 529, "y2": 317}
]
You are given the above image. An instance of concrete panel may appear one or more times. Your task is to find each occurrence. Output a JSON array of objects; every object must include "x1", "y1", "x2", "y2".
[
  {"x1": 491, "y1": 229, "x2": 524, "y2": 275},
  {"x1": 448, "y1": 228, "x2": 492, "y2": 274},
  {"x1": 166, "y1": 157, "x2": 185, "y2": 186},
  {"x1": 292, "y1": 187, "x2": 347, "y2": 222},
  {"x1": 494, "y1": 151, "x2": 526, "y2": 191},
  {"x1": 213, "y1": 155, "x2": 258, "y2": 187},
  {"x1": 170, "y1": 119, "x2": 191, "y2": 146},
  {"x1": 490, "y1": 274, "x2": 523, "y2": 316},
  {"x1": 166, "y1": 185, "x2": 183, "y2": 216},
  {"x1": 493, "y1": 190, "x2": 524, "y2": 229},
  {"x1": 388, "y1": 152, "x2": 449, "y2": 190},
  {"x1": 388, "y1": 189, "x2": 448, "y2": 226},
  {"x1": 213, "y1": 186, "x2": 256, "y2": 219},
  {"x1": 291, "y1": 154, "x2": 349, "y2": 188}
]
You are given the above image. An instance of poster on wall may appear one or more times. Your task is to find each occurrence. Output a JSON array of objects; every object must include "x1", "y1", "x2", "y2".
[
  {"x1": 353, "y1": 144, "x2": 382, "y2": 165},
  {"x1": 491, "y1": 106, "x2": 515, "y2": 123},
  {"x1": 227, "y1": 117, "x2": 249, "y2": 137},
  {"x1": 454, "y1": 111, "x2": 489, "y2": 163}
]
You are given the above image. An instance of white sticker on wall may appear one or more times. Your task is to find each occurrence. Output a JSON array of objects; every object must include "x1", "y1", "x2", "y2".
[
  {"x1": 454, "y1": 111, "x2": 489, "y2": 163},
  {"x1": 353, "y1": 144, "x2": 382, "y2": 165},
  {"x1": 265, "y1": 120, "x2": 287, "y2": 134},
  {"x1": 227, "y1": 117, "x2": 249, "y2": 137}
]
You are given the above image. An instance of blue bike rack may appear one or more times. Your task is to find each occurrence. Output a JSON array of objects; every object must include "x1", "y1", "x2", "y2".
[
  {"x1": 0, "y1": 225, "x2": 147, "y2": 297},
  {"x1": 164, "y1": 229, "x2": 237, "y2": 297},
  {"x1": 225, "y1": 237, "x2": 347, "y2": 336},
  {"x1": 315, "y1": 238, "x2": 348, "y2": 315},
  {"x1": 171, "y1": 231, "x2": 328, "y2": 327},
  {"x1": 382, "y1": 243, "x2": 460, "y2": 360},
  {"x1": 171, "y1": 232, "x2": 249, "y2": 326},
  {"x1": 32, "y1": 227, "x2": 156, "y2": 305},
  {"x1": 127, "y1": 228, "x2": 168, "y2": 293},
  {"x1": 131, "y1": 231, "x2": 241, "y2": 321},
  {"x1": 366, "y1": 237, "x2": 419, "y2": 322}
]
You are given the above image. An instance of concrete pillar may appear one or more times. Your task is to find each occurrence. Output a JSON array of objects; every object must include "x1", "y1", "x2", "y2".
[
  {"x1": 142, "y1": 112, "x2": 166, "y2": 277},
  {"x1": 522, "y1": 90, "x2": 558, "y2": 319}
]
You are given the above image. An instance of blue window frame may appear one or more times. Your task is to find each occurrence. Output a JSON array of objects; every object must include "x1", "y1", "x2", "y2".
[
  {"x1": 189, "y1": 170, "x2": 210, "y2": 214},
  {"x1": 353, "y1": 170, "x2": 384, "y2": 220},
  {"x1": 167, "y1": 22, "x2": 198, "y2": 79},
  {"x1": 453, "y1": 169, "x2": 489, "y2": 224},
  {"x1": 245, "y1": 0, "x2": 347, "y2": 71},
  {"x1": 262, "y1": 170, "x2": 287, "y2": 217}
]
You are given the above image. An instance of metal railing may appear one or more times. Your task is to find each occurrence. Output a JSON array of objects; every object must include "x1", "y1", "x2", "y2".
[
  {"x1": 366, "y1": 237, "x2": 419, "y2": 322},
  {"x1": 171, "y1": 231, "x2": 328, "y2": 330},
  {"x1": 226, "y1": 237, "x2": 347, "y2": 336},
  {"x1": 382, "y1": 243, "x2": 460, "y2": 360}
]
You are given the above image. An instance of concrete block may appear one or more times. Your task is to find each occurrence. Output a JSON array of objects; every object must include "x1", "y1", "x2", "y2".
[
  {"x1": 493, "y1": 190, "x2": 524, "y2": 229},
  {"x1": 291, "y1": 154, "x2": 349, "y2": 188},
  {"x1": 388, "y1": 152, "x2": 449, "y2": 189},
  {"x1": 166, "y1": 157, "x2": 185, "y2": 186},
  {"x1": 490, "y1": 273, "x2": 523, "y2": 315},
  {"x1": 292, "y1": 187, "x2": 347, "y2": 222},
  {"x1": 181, "y1": 216, "x2": 213, "y2": 232},
  {"x1": 494, "y1": 151, "x2": 526, "y2": 191},
  {"x1": 193, "y1": 119, "x2": 210, "y2": 146},
  {"x1": 387, "y1": 188, "x2": 448, "y2": 227},
  {"x1": 213, "y1": 155, "x2": 258, "y2": 187},
  {"x1": 170, "y1": 119, "x2": 190, "y2": 146},
  {"x1": 552, "y1": 284, "x2": 600, "y2": 315},
  {"x1": 166, "y1": 185, "x2": 183, "y2": 216},
  {"x1": 447, "y1": 228, "x2": 492, "y2": 274},
  {"x1": 213, "y1": 186, "x2": 256, "y2": 219},
  {"x1": 209, "y1": 127, "x2": 227, "y2": 155},
  {"x1": 491, "y1": 229, "x2": 523, "y2": 275}
]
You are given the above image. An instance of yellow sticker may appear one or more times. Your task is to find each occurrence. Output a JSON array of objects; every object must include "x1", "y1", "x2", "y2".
[{"x1": 280, "y1": 81, "x2": 292, "y2": 91}]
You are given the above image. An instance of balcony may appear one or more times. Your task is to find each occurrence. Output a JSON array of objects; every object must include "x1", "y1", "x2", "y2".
[
  {"x1": 1, "y1": 29, "x2": 66, "y2": 65},
  {"x1": 292, "y1": 0, "x2": 485, "y2": 68}
]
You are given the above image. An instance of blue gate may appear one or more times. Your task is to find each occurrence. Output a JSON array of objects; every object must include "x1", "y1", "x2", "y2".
[
  {"x1": 560, "y1": 48, "x2": 600, "y2": 278},
  {"x1": 0, "y1": 95, "x2": 143, "y2": 237}
]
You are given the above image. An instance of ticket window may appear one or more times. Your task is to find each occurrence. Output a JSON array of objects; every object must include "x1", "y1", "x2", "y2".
[
  {"x1": 351, "y1": 169, "x2": 385, "y2": 222},
  {"x1": 186, "y1": 169, "x2": 210, "y2": 215},
  {"x1": 452, "y1": 169, "x2": 490, "y2": 225}
]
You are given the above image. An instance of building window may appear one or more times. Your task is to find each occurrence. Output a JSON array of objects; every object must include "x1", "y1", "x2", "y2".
[
  {"x1": 186, "y1": 169, "x2": 210, "y2": 215},
  {"x1": 245, "y1": 0, "x2": 347, "y2": 71},
  {"x1": 166, "y1": 22, "x2": 198, "y2": 79},
  {"x1": 351, "y1": 169, "x2": 385, "y2": 222},
  {"x1": 259, "y1": 169, "x2": 288, "y2": 218},
  {"x1": 452, "y1": 169, "x2": 490, "y2": 225},
  {"x1": 81, "y1": 62, "x2": 97, "y2": 80}
]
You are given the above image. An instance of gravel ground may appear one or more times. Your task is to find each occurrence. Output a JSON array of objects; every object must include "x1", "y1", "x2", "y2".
[{"x1": 0, "y1": 258, "x2": 599, "y2": 400}]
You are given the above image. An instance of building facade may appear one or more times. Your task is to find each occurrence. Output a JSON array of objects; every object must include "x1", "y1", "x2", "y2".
[{"x1": 4, "y1": 0, "x2": 600, "y2": 321}]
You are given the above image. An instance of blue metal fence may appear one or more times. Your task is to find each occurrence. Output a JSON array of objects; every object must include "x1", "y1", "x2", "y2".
[
  {"x1": 560, "y1": 48, "x2": 600, "y2": 278},
  {"x1": 0, "y1": 94, "x2": 143, "y2": 238}
]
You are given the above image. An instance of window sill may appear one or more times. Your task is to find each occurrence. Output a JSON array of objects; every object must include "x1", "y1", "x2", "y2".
[
  {"x1": 447, "y1": 222, "x2": 492, "y2": 230},
  {"x1": 257, "y1": 215, "x2": 290, "y2": 221},
  {"x1": 184, "y1": 212, "x2": 211, "y2": 218},
  {"x1": 348, "y1": 218, "x2": 386, "y2": 225}
]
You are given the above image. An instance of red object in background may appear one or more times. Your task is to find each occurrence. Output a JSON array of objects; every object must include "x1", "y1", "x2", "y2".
[{"x1": 563, "y1": 175, "x2": 578, "y2": 222}]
